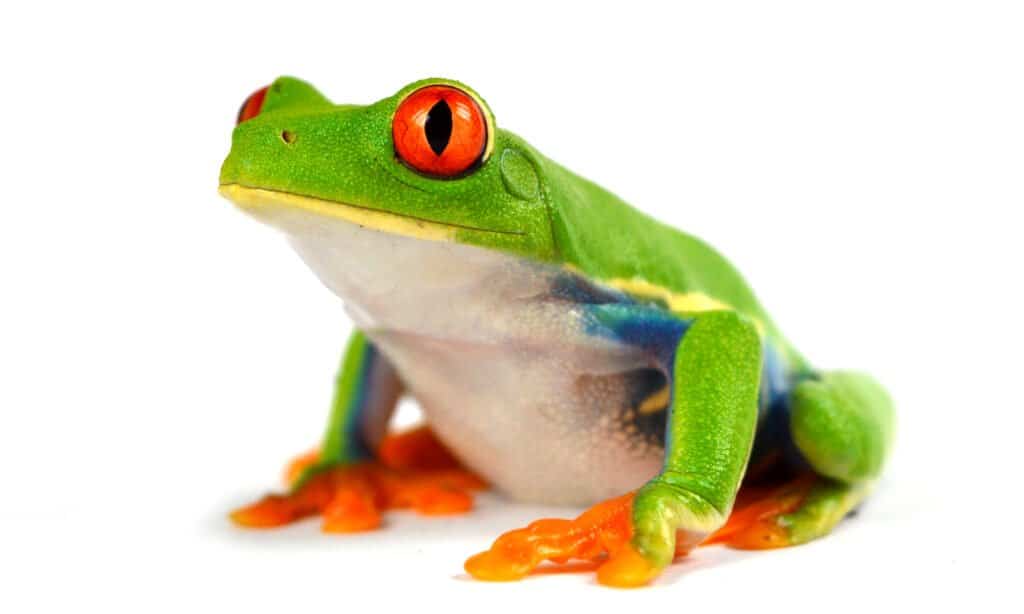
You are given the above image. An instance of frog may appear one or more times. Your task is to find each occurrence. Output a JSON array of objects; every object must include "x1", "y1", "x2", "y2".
[{"x1": 218, "y1": 76, "x2": 895, "y2": 588}]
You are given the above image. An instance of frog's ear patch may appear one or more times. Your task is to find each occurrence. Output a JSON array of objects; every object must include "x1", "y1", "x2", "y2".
[
  {"x1": 259, "y1": 76, "x2": 333, "y2": 115},
  {"x1": 499, "y1": 148, "x2": 540, "y2": 201}
]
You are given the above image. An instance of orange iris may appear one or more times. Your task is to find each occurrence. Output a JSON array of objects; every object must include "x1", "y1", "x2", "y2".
[{"x1": 392, "y1": 85, "x2": 488, "y2": 177}]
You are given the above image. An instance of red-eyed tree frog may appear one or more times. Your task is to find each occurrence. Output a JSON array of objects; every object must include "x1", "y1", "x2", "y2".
[{"x1": 219, "y1": 77, "x2": 895, "y2": 587}]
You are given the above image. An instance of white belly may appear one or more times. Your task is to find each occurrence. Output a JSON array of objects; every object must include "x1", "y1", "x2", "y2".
[
  {"x1": 269, "y1": 207, "x2": 665, "y2": 504},
  {"x1": 367, "y1": 328, "x2": 663, "y2": 505}
]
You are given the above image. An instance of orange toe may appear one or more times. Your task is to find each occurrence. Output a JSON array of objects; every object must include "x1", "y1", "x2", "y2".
[
  {"x1": 230, "y1": 494, "x2": 298, "y2": 528},
  {"x1": 231, "y1": 470, "x2": 336, "y2": 528},
  {"x1": 464, "y1": 545, "x2": 537, "y2": 581},
  {"x1": 232, "y1": 441, "x2": 486, "y2": 533},
  {"x1": 465, "y1": 493, "x2": 638, "y2": 582},
  {"x1": 404, "y1": 484, "x2": 475, "y2": 515},
  {"x1": 283, "y1": 448, "x2": 321, "y2": 486},
  {"x1": 379, "y1": 425, "x2": 464, "y2": 471},
  {"x1": 703, "y1": 475, "x2": 815, "y2": 549},
  {"x1": 322, "y1": 486, "x2": 382, "y2": 533},
  {"x1": 597, "y1": 543, "x2": 662, "y2": 588}
]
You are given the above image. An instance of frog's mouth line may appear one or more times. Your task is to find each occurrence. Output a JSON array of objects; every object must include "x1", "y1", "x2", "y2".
[{"x1": 219, "y1": 184, "x2": 524, "y2": 242}]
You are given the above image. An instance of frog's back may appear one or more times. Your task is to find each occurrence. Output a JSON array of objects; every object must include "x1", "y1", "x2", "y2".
[{"x1": 539, "y1": 157, "x2": 803, "y2": 368}]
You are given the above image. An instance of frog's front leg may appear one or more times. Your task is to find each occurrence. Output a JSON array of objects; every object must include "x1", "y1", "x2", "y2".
[
  {"x1": 466, "y1": 311, "x2": 761, "y2": 587},
  {"x1": 231, "y1": 330, "x2": 485, "y2": 532}
]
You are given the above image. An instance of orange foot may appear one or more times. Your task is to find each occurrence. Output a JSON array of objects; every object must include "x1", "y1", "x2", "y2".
[
  {"x1": 464, "y1": 476, "x2": 821, "y2": 587},
  {"x1": 464, "y1": 493, "x2": 698, "y2": 588},
  {"x1": 231, "y1": 426, "x2": 486, "y2": 532},
  {"x1": 702, "y1": 474, "x2": 817, "y2": 549}
]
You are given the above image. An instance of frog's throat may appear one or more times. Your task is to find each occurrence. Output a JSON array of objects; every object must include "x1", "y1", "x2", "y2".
[{"x1": 218, "y1": 184, "x2": 521, "y2": 243}]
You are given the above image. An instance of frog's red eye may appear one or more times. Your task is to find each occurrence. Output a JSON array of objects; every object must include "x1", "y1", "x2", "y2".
[
  {"x1": 392, "y1": 85, "x2": 489, "y2": 178},
  {"x1": 236, "y1": 86, "x2": 269, "y2": 125}
]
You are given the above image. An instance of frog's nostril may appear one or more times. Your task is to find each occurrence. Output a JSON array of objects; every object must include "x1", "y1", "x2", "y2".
[{"x1": 280, "y1": 130, "x2": 296, "y2": 144}]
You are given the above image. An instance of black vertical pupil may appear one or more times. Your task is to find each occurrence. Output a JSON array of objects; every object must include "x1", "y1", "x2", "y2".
[{"x1": 424, "y1": 100, "x2": 453, "y2": 156}]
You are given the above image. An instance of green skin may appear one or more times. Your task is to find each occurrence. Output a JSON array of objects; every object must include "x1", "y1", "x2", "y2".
[{"x1": 220, "y1": 77, "x2": 894, "y2": 576}]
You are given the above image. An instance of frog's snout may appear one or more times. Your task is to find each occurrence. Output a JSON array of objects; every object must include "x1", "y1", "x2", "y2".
[{"x1": 234, "y1": 83, "x2": 299, "y2": 146}]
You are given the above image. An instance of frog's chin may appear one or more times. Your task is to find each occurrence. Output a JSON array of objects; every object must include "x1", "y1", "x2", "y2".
[
  {"x1": 219, "y1": 182, "x2": 548, "y2": 333},
  {"x1": 219, "y1": 183, "x2": 467, "y2": 244}
]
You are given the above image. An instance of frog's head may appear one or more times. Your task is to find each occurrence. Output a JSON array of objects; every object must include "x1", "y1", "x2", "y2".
[{"x1": 220, "y1": 77, "x2": 556, "y2": 261}]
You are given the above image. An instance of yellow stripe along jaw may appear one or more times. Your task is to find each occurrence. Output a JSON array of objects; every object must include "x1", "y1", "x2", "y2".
[
  {"x1": 221, "y1": 185, "x2": 765, "y2": 334},
  {"x1": 219, "y1": 184, "x2": 519, "y2": 243}
]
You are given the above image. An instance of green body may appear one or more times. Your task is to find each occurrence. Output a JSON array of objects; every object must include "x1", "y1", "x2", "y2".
[{"x1": 220, "y1": 77, "x2": 894, "y2": 574}]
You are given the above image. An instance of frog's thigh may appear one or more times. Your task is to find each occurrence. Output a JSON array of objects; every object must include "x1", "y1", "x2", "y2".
[
  {"x1": 789, "y1": 371, "x2": 895, "y2": 484},
  {"x1": 723, "y1": 371, "x2": 897, "y2": 548}
]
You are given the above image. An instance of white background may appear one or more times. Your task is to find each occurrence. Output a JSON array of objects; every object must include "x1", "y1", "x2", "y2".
[{"x1": 2, "y1": 1, "x2": 1022, "y2": 611}]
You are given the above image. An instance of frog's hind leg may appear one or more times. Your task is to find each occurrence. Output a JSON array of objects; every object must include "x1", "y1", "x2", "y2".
[
  {"x1": 789, "y1": 371, "x2": 895, "y2": 485},
  {"x1": 707, "y1": 370, "x2": 893, "y2": 549},
  {"x1": 704, "y1": 475, "x2": 870, "y2": 549}
]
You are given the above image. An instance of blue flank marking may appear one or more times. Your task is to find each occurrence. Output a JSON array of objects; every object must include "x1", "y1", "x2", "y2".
[
  {"x1": 759, "y1": 344, "x2": 790, "y2": 419},
  {"x1": 580, "y1": 294, "x2": 799, "y2": 462},
  {"x1": 583, "y1": 303, "x2": 692, "y2": 368},
  {"x1": 550, "y1": 273, "x2": 634, "y2": 305},
  {"x1": 582, "y1": 299, "x2": 792, "y2": 414},
  {"x1": 344, "y1": 343, "x2": 378, "y2": 461}
]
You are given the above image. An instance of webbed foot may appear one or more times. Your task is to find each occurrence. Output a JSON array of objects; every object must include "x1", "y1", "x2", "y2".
[
  {"x1": 703, "y1": 474, "x2": 869, "y2": 549},
  {"x1": 231, "y1": 426, "x2": 486, "y2": 532},
  {"x1": 464, "y1": 492, "x2": 701, "y2": 588},
  {"x1": 702, "y1": 475, "x2": 814, "y2": 549}
]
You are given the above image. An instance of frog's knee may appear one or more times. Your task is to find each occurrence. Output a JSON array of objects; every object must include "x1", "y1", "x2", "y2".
[{"x1": 790, "y1": 371, "x2": 895, "y2": 483}]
